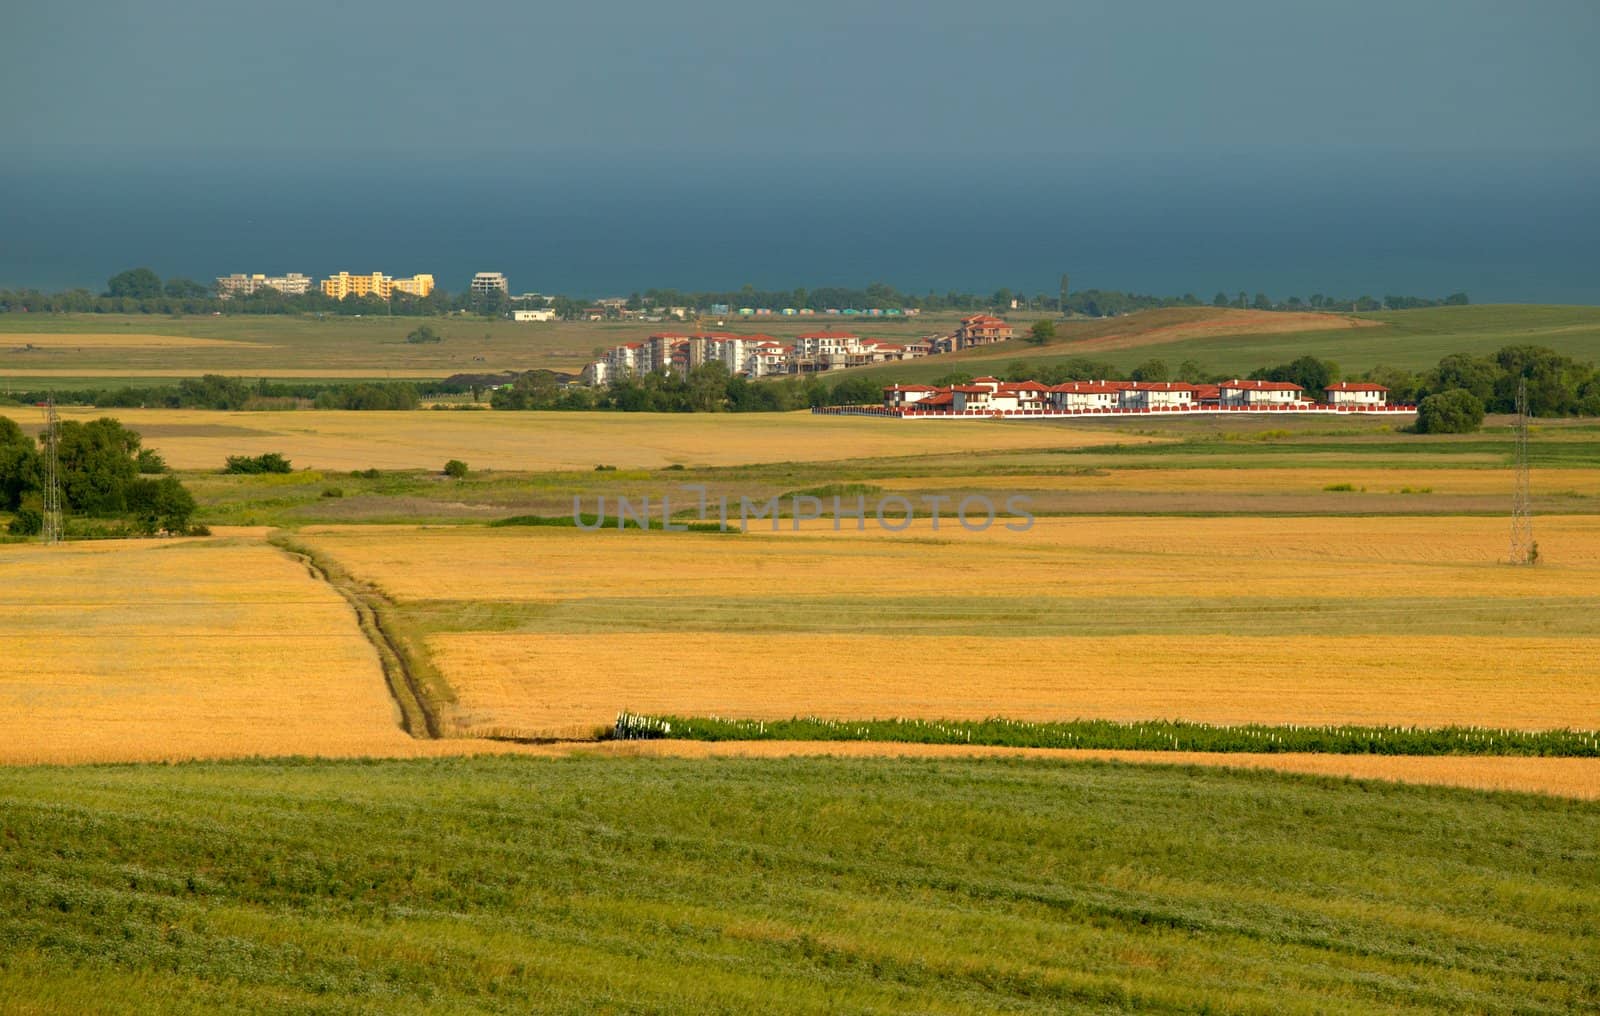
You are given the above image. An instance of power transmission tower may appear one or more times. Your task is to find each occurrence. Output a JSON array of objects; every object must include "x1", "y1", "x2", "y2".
[
  {"x1": 1509, "y1": 377, "x2": 1534, "y2": 565},
  {"x1": 41, "y1": 396, "x2": 64, "y2": 545}
]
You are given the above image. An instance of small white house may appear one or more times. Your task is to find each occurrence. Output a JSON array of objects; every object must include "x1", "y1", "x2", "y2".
[
  {"x1": 1049, "y1": 382, "x2": 1120, "y2": 411},
  {"x1": 1325, "y1": 382, "x2": 1389, "y2": 406},
  {"x1": 1120, "y1": 382, "x2": 1195, "y2": 409},
  {"x1": 513, "y1": 308, "x2": 556, "y2": 322},
  {"x1": 1218, "y1": 379, "x2": 1306, "y2": 406}
]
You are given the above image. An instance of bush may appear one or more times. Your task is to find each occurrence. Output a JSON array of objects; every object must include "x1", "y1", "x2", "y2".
[
  {"x1": 8, "y1": 505, "x2": 42, "y2": 536},
  {"x1": 1415, "y1": 389, "x2": 1485, "y2": 434},
  {"x1": 321, "y1": 487, "x2": 344, "y2": 498},
  {"x1": 443, "y1": 459, "x2": 468, "y2": 479},
  {"x1": 126, "y1": 475, "x2": 197, "y2": 535},
  {"x1": 350, "y1": 468, "x2": 382, "y2": 480},
  {"x1": 224, "y1": 452, "x2": 293, "y2": 474},
  {"x1": 135, "y1": 448, "x2": 166, "y2": 474},
  {"x1": 406, "y1": 325, "x2": 442, "y2": 344}
]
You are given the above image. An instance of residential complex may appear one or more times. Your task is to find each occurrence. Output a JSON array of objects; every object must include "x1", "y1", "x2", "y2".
[
  {"x1": 320, "y1": 271, "x2": 435, "y2": 300},
  {"x1": 583, "y1": 329, "x2": 929, "y2": 384},
  {"x1": 215, "y1": 272, "x2": 314, "y2": 298},
  {"x1": 859, "y1": 376, "x2": 1408, "y2": 417}
]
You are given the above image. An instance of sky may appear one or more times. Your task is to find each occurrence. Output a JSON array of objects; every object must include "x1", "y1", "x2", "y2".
[{"x1": 3, "y1": 1, "x2": 1598, "y2": 299}]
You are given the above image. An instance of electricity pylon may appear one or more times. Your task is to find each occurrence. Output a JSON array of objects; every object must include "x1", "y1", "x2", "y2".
[{"x1": 1509, "y1": 377, "x2": 1534, "y2": 565}]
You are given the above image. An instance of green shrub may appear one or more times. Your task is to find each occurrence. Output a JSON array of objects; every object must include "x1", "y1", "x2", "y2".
[
  {"x1": 7, "y1": 505, "x2": 42, "y2": 536},
  {"x1": 321, "y1": 487, "x2": 344, "y2": 498},
  {"x1": 224, "y1": 452, "x2": 293, "y2": 474},
  {"x1": 1415, "y1": 389, "x2": 1485, "y2": 434},
  {"x1": 443, "y1": 459, "x2": 468, "y2": 479},
  {"x1": 135, "y1": 448, "x2": 166, "y2": 474}
]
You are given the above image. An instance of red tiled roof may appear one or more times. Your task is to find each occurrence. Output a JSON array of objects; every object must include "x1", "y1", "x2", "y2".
[
  {"x1": 1191, "y1": 384, "x2": 1221, "y2": 399},
  {"x1": 798, "y1": 331, "x2": 860, "y2": 339},
  {"x1": 950, "y1": 385, "x2": 991, "y2": 393},
  {"x1": 1049, "y1": 382, "x2": 1120, "y2": 394},
  {"x1": 1220, "y1": 379, "x2": 1304, "y2": 391},
  {"x1": 883, "y1": 384, "x2": 935, "y2": 392},
  {"x1": 1000, "y1": 380, "x2": 1049, "y2": 391},
  {"x1": 1325, "y1": 382, "x2": 1389, "y2": 392},
  {"x1": 919, "y1": 392, "x2": 955, "y2": 406},
  {"x1": 1129, "y1": 382, "x2": 1196, "y2": 391}
]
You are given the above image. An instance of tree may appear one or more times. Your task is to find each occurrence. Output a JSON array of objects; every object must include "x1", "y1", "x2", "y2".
[
  {"x1": 1415, "y1": 389, "x2": 1485, "y2": 434},
  {"x1": 1131, "y1": 358, "x2": 1169, "y2": 383},
  {"x1": 55, "y1": 418, "x2": 141, "y2": 514},
  {"x1": 443, "y1": 459, "x2": 469, "y2": 479},
  {"x1": 1252, "y1": 293, "x2": 1272, "y2": 311},
  {"x1": 1252, "y1": 355, "x2": 1338, "y2": 392},
  {"x1": 135, "y1": 448, "x2": 166, "y2": 474},
  {"x1": 0, "y1": 417, "x2": 40, "y2": 511},
  {"x1": 106, "y1": 268, "x2": 163, "y2": 300},
  {"x1": 163, "y1": 277, "x2": 210, "y2": 299},
  {"x1": 126, "y1": 475, "x2": 196, "y2": 534},
  {"x1": 1026, "y1": 320, "x2": 1056, "y2": 346},
  {"x1": 1177, "y1": 360, "x2": 1204, "y2": 382},
  {"x1": 1425, "y1": 353, "x2": 1499, "y2": 404},
  {"x1": 1212, "y1": 292, "x2": 1230, "y2": 308},
  {"x1": 406, "y1": 324, "x2": 443, "y2": 344}
]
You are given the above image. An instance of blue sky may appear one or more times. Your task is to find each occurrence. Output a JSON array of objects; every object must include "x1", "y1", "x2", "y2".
[{"x1": 6, "y1": 0, "x2": 1597, "y2": 163}]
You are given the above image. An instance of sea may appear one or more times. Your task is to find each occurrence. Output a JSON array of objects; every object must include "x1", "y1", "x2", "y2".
[{"x1": 2, "y1": 151, "x2": 1596, "y2": 304}]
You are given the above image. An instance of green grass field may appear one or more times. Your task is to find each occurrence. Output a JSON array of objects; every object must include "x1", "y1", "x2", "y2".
[
  {"x1": 839, "y1": 305, "x2": 1600, "y2": 385},
  {"x1": 2, "y1": 755, "x2": 1595, "y2": 1014}
]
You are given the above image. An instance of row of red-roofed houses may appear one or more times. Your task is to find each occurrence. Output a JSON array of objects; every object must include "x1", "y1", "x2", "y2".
[{"x1": 844, "y1": 377, "x2": 1409, "y2": 417}]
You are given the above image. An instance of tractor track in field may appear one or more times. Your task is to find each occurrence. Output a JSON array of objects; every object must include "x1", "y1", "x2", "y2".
[{"x1": 270, "y1": 534, "x2": 442, "y2": 739}]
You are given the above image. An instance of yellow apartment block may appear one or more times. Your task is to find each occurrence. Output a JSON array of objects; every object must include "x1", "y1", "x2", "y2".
[{"x1": 320, "y1": 272, "x2": 435, "y2": 300}]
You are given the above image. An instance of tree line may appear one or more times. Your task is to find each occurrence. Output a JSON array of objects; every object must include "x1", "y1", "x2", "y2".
[
  {"x1": 1, "y1": 268, "x2": 1468, "y2": 321},
  {"x1": 0, "y1": 417, "x2": 197, "y2": 537},
  {"x1": 1, "y1": 376, "x2": 440, "y2": 411}
]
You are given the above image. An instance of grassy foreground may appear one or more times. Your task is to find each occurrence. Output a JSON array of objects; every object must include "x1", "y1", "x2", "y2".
[{"x1": 2, "y1": 756, "x2": 1597, "y2": 1014}]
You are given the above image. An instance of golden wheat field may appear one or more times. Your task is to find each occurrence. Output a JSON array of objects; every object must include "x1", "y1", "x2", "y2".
[
  {"x1": 428, "y1": 631, "x2": 1600, "y2": 737},
  {"x1": 0, "y1": 537, "x2": 425, "y2": 763},
  {"x1": 299, "y1": 515, "x2": 1600, "y2": 603},
  {"x1": 880, "y1": 467, "x2": 1600, "y2": 497},
  {"x1": 6, "y1": 409, "x2": 1139, "y2": 472}
]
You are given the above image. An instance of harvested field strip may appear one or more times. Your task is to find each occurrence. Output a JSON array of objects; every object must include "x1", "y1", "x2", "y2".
[
  {"x1": 299, "y1": 516, "x2": 1600, "y2": 603},
  {"x1": 403, "y1": 593, "x2": 1600, "y2": 638},
  {"x1": 613, "y1": 714, "x2": 1600, "y2": 756},
  {"x1": 1, "y1": 408, "x2": 1141, "y2": 472},
  {"x1": 427, "y1": 632, "x2": 1600, "y2": 738},
  {"x1": 0, "y1": 332, "x2": 267, "y2": 348},
  {"x1": 878, "y1": 467, "x2": 1600, "y2": 496}
]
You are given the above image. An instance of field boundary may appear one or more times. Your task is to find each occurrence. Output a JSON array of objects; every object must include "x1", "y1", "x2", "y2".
[
  {"x1": 270, "y1": 534, "x2": 447, "y2": 739},
  {"x1": 612, "y1": 714, "x2": 1600, "y2": 757}
]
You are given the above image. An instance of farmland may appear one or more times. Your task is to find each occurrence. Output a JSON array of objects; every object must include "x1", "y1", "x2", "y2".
[
  {"x1": 4, "y1": 304, "x2": 1600, "y2": 392},
  {"x1": 1, "y1": 755, "x2": 1596, "y2": 1014},
  {"x1": 3, "y1": 318, "x2": 1600, "y2": 1013},
  {"x1": 285, "y1": 516, "x2": 1600, "y2": 747}
]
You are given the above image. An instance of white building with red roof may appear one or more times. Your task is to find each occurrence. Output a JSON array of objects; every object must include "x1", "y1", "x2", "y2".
[
  {"x1": 954, "y1": 315, "x2": 1013, "y2": 348},
  {"x1": 1325, "y1": 381, "x2": 1389, "y2": 406},
  {"x1": 1121, "y1": 381, "x2": 1196, "y2": 409},
  {"x1": 1218, "y1": 379, "x2": 1307, "y2": 406},
  {"x1": 1049, "y1": 381, "x2": 1121, "y2": 411}
]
